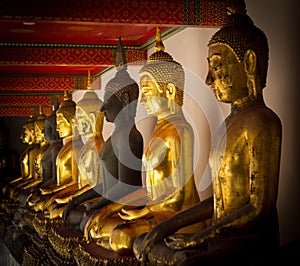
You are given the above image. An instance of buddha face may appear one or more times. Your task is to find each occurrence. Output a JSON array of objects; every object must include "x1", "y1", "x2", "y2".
[
  {"x1": 100, "y1": 91, "x2": 123, "y2": 123},
  {"x1": 44, "y1": 119, "x2": 59, "y2": 142},
  {"x1": 34, "y1": 124, "x2": 44, "y2": 144},
  {"x1": 75, "y1": 107, "x2": 92, "y2": 136},
  {"x1": 21, "y1": 126, "x2": 33, "y2": 144},
  {"x1": 56, "y1": 113, "x2": 73, "y2": 138},
  {"x1": 206, "y1": 44, "x2": 248, "y2": 104},
  {"x1": 140, "y1": 74, "x2": 167, "y2": 116}
]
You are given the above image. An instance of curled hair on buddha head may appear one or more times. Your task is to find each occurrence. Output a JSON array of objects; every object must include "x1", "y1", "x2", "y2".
[
  {"x1": 105, "y1": 38, "x2": 139, "y2": 117},
  {"x1": 46, "y1": 97, "x2": 59, "y2": 128},
  {"x1": 56, "y1": 91, "x2": 76, "y2": 122},
  {"x1": 22, "y1": 111, "x2": 37, "y2": 144},
  {"x1": 77, "y1": 91, "x2": 103, "y2": 118},
  {"x1": 139, "y1": 26, "x2": 185, "y2": 106},
  {"x1": 77, "y1": 73, "x2": 104, "y2": 133},
  {"x1": 209, "y1": 0, "x2": 269, "y2": 89},
  {"x1": 44, "y1": 97, "x2": 60, "y2": 141},
  {"x1": 23, "y1": 114, "x2": 36, "y2": 131},
  {"x1": 76, "y1": 87, "x2": 103, "y2": 117}
]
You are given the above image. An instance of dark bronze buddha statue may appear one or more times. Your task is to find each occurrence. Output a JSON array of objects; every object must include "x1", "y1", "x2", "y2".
[
  {"x1": 62, "y1": 39, "x2": 144, "y2": 234},
  {"x1": 61, "y1": 39, "x2": 144, "y2": 243},
  {"x1": 41, "y1": 100, "x2": 64, "y2": 185},
  {"x1": 27, "y1": 101, "x2": 63, "y2": 208}
]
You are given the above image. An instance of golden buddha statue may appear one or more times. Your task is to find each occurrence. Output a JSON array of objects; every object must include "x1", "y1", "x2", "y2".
[
  {"x1": 34, "y1": 92, "x2": 82, "y2": 213},
  {"x1": 18, "y1": 107, "x2": 50, "y2": 192},
  {"x1": 75, "y1": 92, "x2": 104, "y2": 190},
  {"x1": 4, "y1": 114, "x2": 39, "y2": 201},
  {"x1": 83, "y1": 28, "x2": 203, "y2": 256},
  {"x1": 19, "y1": 115, "x2": 39, "y2": 181},
  {"x1": 134, "y1": 1, "x2": 282, "y2": 265},
  {"x1": 45, "y1": 88, "x2": 105, "y2": 220},
  {"x1": 61, "y1": 90, "x2": 106, "y2": 227}
]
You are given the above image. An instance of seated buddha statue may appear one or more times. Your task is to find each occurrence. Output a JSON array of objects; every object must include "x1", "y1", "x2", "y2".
[
  {"x1": 134, "y1": 2, "x2": 282, "y2": 265},
  {"x1": 62, "y1": 39, "x2": 144, "y2": 230},
  {"x1": 44, "y1": 89, "x2": 105, "y2": 219},
  {"x1": 33, "y1": 92, "x2": 83, "y2": 213},
  {"x1": 40, "y1": 100, "x2": 63, "y2": 185},
  {"x1": 16, "y1": 107, "x2": 50, "y2": 194},
  {"x1": 3, "y1": 114, "x2": 39, "y2": 201},
  {"x1": 19, "y1": 115, "x2": 39, "y2": 182},
  {"x1": 83, "y1": 28, "x2": 204, "y2": 256},
  {"x1": 56, "y1": 89, "x2": 105, "y2": 226},
  {"x1": 26, "y1": 101, "x2": 63, "y2": 207}
]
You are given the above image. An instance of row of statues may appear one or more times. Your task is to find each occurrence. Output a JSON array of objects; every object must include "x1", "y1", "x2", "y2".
[{"x1": 0, "y1": 1, "x2": 282, "y2": 265}]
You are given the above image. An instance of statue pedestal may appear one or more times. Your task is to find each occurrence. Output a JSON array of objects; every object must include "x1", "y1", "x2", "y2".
[
  {"x1": 21, "y1": 208, "x2": 140, "y2": 265},
  {"x1": 48, "y1": 224, "x2": 83, "y2": 264},
  {"x1": 75, "y1": 241, "x2": 140, "y2": 266}
]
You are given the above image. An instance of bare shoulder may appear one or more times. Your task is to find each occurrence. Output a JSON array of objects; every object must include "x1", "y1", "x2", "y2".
[
  {"x1": 168, "y1": 117, "x2": 194, "y2": 135},
  {"x1": 246, "y1": 105, "x2": 282, "y2": 136}
]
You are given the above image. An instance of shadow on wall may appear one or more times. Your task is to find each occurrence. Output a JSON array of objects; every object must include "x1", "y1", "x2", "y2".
[{"x1": 2, "y1": 117, "x2": 28, "y2": 156}]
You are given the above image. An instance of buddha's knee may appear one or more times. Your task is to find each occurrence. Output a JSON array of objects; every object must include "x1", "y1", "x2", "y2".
[
  {"x1": 133, "y1": 233, "x2": 147, "y2": 259},
  {"x1": 2, "y1": 184, "x2": 9, "y2": 196},
  {"x1": 110, "y1": 221, "x2": 151, "y2": 255},
  {"x1": 34, "y1": 200, "x2": 44, "y2": 212}
]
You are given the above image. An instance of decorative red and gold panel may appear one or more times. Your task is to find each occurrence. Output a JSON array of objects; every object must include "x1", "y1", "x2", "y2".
[
  {"x1": 0, "y1": 0, "x2": 226, "y2": 27},
  {"x1": 0, "y1": 0, "x2": 228, "y2": 116}
]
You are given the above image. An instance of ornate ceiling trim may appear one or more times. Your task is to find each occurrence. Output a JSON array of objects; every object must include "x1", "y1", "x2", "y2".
[
  {"x1": 0, "y1": 46, "x2": 146, "y2": 74},
  {"x1": 0, "y1": 0, "x2": 226, "y2": 26},
  {"x1": 0, "y1": 0, "x2": 228, "y2": 116},
  {"x1": 0, "y1": 107, "x2": 52, "y2": 117},
  {"x1": 0, "y1": 94, "x2": 64, "y2": 117}
]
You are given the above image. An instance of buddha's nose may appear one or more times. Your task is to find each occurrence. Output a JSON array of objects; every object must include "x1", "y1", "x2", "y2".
[{"x1": 205, "y1": 71, "x2": 214, "y2": 86}]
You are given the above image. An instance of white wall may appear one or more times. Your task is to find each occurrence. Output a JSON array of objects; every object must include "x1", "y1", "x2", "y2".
[{"x1": 246, "y1": 0, "x2": 300, "y2": 246}]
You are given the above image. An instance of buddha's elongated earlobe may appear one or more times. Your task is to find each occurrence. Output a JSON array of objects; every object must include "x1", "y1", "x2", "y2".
[
  {"x1": 244, "y1": 49, "x2": 257, "y2": 100},
  {"x1": 167, "y1": 83, "x2": 176, "y2": 114},
  {"x1": 122, "y1": 92, "x2": 130, "y2": 120},
  {"x1": 88, "y1": 112, "x2": 96, "y2": 134}
]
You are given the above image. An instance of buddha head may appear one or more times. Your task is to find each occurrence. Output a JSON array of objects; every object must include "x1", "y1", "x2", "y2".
[
  {"x1": 21, "y1": 115, "x2": 36, "y2": 145},
  {"x1": 206, "y1": 0, "x2": 268, "y2": 103},
  {"x1": 44, "y1": 99, "x2": 61, "y2": 142},
  {"x1": 56, "y1": 91, "x2": 76, "y2": 139},
  {"x1": 139, "y1": 27, "x2": 185, "y2": 116},
  {"x1": 75, "y1": 90, "x2": 103, "y2": 137},
  {"x1": 34, "y1": 106, "x2": 47, "y2": 144},
  {"x1": 100, "y1": 38, "x2": 139, "y2": 123}
]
